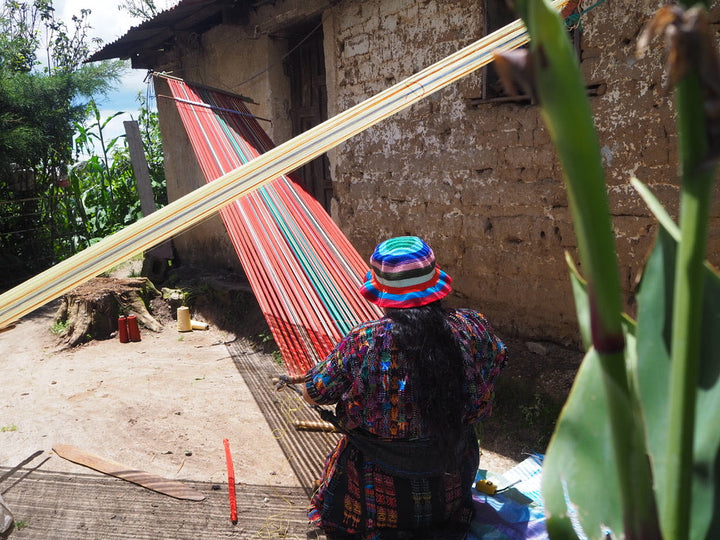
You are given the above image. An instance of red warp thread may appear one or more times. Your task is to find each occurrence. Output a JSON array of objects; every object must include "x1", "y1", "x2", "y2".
[{"x1": 165, "y1": 77, "x2": 383, "y2": 375}]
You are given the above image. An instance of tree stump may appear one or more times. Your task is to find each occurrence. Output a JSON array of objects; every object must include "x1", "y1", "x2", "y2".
[{"x1": 53, "y1": 277, "x2": 163, "y2": 347}]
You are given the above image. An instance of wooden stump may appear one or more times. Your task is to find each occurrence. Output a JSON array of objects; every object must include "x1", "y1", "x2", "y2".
[{"x1": 53, "y1": 277, "x2": 163, "y2": 347}]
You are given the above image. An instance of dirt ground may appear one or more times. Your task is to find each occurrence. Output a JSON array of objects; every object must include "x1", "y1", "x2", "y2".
[
  {"x1": 0, "y1": 300, "x2": 298, "y2": 489},
  {"x1": 0, "y1": 261, "x2": 583, "y2": 537}
]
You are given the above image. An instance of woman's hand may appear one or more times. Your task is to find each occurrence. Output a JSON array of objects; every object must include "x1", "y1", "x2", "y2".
[{"x1": 272, "y1": 374, "x2": 305, "y2": 391}]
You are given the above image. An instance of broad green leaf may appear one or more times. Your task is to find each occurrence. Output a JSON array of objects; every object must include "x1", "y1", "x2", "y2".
[
  {"x1": 516, "y1": 0, "x2": 623, "y2": 337},
  {"x1": 542, "y1": 347, "x2": 622, "y2": 539},
  {"x1": 515, "y1": 1, "x2": 660, "y2": 536},
  {"x1": 636, "y1": 226, "x2": 720, "y2": 539},
  {"x1": 565, "y1": 252, "x2": 591, "y2": 350},
  {"x1": 545, "y1": 258, "x2": 642, "y2": 539}
]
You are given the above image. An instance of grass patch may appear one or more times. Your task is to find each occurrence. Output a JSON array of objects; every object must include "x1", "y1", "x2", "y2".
[{"x1": 50, "y1": 320, "x2": 70, "y2": 335}]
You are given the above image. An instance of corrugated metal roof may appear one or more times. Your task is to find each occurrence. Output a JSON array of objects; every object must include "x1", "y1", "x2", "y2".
[{"x1": 86, "y1": 0, "x2": 248, "y2": 67}]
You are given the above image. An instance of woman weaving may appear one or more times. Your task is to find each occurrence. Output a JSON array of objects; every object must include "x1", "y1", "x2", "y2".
[{"x1": 289, "y1": 236, "x2": 507, "y2": 539}]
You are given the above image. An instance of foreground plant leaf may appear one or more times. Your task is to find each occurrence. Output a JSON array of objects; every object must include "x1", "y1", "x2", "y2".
[
  {"x1": 565, "y1": 252, "x2": 591, "y2": 351},
  {"x1": 543, "y1": 258, "x2": 642, "y2": 539},
  {"x1": 636, "y1": 225, "x2": 720, "y2": 540},
  {"x1": 635, "y1": 3, "x2": 719, "y2": 536},
  {"x1": 512, "y1": 0, "x2": 660, "y2": 537},
  {"x1": 542, "y1": 347, "x2": 618, "y2": 538}
]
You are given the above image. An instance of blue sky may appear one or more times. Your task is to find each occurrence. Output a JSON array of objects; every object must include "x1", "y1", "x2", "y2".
[{"x1": 54, "y1": 0, "x2": 177, "y2": 143}]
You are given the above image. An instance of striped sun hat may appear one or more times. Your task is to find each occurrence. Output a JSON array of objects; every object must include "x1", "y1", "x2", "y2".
[{"x1": 359, "y1": 236, "x2": 452, "y2": 308}]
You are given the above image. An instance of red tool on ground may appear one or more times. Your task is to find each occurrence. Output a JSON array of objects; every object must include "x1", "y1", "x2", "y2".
[{"x1": 223, "y1": 438, "x2": 238, "y2": 524}]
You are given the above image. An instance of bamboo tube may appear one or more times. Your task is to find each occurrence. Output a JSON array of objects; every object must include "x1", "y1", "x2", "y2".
[
  {"x1": 0, "y1": 1, "x2": 568, "y2": 330},
  {"x1": 293, "y1": 420, "x2": 338, "y2": 433}
]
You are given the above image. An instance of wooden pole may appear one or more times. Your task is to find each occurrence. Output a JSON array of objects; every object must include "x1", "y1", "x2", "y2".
[{"x1": 124, "y1": 120, "x2": 173, "y2": 260}]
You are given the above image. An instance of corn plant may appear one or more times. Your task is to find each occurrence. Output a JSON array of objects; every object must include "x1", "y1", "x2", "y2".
[
  {"x1": 62, "y1": 98, "x2": 166, "y2": 250},
  {"x1": 498, "y1": 1, "x2": 720, "y2": 538}
]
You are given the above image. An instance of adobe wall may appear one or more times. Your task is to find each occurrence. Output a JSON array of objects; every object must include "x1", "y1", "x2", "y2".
[
  {"x1": 154, "y1": 0, "x2": 720, "y2": 346},
  {"x1": 324, "y1": 0, "x2": 720, "y2": 345}
]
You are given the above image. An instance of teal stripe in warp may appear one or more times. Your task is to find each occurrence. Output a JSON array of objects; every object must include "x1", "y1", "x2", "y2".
[
  {"x1": 205, "y1": 90, "x2": 355, "y2": 336},
  {"x1": 277, "y1": 179, "x2": 368, "y2": 331},
  {"x1": 258, "y1": 183, "x2": 356, "y2": 336}
]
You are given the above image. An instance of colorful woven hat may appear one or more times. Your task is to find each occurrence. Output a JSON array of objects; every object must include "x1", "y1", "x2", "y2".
[{"x1": 359, "y1": 236, "x2": 452, "y2": 308}]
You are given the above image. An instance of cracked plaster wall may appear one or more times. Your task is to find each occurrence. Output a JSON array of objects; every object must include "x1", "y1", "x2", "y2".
[
  {"x1": 329, "y1": 0, "x2": 720, "y2": 345},
  {"x1": 156, "y1": 0, "x2": 720, "y2": 346}
]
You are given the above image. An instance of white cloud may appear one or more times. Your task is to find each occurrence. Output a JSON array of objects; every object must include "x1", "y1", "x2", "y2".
[
  {"x1": 55, "y1": 0, "x2": 136, "y2": 44},
  {"x1": 52, "y1": 1, "x2": 173, "y2": 143}
]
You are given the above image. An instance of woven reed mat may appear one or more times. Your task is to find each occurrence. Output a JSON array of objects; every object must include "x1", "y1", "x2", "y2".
[
  {"x1": 0, "y1": 466, "x2": 323, "y2": 539},
  {"x1": 225, "y1": 340, "x2": 340, "y2": 497}
]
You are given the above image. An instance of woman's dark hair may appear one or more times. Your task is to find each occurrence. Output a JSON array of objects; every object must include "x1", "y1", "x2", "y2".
[{"x1": 386, "y1": 301, "x2": 465, "y2": 447}]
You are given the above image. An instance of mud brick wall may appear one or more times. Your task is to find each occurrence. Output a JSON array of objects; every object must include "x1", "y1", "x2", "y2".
[
  {"x1": 327, "y1": 0, "x2": 720, "y2": 345},
  {"x1": 155, "y1": 0, "x2": 720, "y2": 346}
]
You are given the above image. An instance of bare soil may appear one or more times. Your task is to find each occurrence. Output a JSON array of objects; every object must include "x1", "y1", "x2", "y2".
[
  {"x1": 0, "y1": 276, "x2": 298, "y2": 489},
  {"x1": 0, "y1": 261, "x2": 583, "y2": 535}
]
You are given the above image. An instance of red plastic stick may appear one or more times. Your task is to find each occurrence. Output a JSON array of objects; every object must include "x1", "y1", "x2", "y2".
[{"x1": 223, "y1": 438, "x2": 237, "y2": 524}]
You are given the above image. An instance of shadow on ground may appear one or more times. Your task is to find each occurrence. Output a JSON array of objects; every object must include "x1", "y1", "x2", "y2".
[{"x1": 1, "y1": 462, "x2": 322, "y2": 539}]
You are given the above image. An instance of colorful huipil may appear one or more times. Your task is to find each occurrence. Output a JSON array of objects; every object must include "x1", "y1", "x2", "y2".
[{"x1": 305, "y1": 308, "x2": 507, "y2": 538}]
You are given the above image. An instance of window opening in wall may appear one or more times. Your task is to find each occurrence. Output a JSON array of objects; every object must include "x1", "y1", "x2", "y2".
[
  {"x1": 284, "y1": 19, "x2": 333, "y2": 212},
  {"x1": 476, "y1": 0, "x2": 585, "y2": 105}
]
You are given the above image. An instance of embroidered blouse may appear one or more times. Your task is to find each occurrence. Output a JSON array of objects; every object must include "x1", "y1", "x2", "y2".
[{"x1": 305, "y1": 308, "x2": 507, "y2": 439}]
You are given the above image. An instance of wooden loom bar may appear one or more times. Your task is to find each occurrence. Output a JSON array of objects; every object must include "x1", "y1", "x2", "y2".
[{"x1": 0, "y1": 2, "x2": 569, "y2": 330}]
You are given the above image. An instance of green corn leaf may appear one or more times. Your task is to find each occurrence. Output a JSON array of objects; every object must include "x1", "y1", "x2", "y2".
[
  {"x1": 105, "y1": 135, "x2": 122, "y2": 153},
  {"x1": 542, "y1": 345, "x2": 621, "y2": 539},
  {"x1": 565, "y1": 252, "x2": 591, "y2": 350},
  {"x1": 513, "y1": 1, "x2": 660, "y2": 536},
  {"x1": 543, "y1": 254, "x2": 640, "y2": 539},
  {"x1": 516, "y1": 0, "x2": 623, "y2": 340},
  {"x1": 100, "y1": 110, "x2": 125, "y2": 130},
  {"x1": 636, "y1": 225, "x2": 720, "y2": 540},
  {"x1": 630, "y1": 178, "x2": 680, "y2": 241}
]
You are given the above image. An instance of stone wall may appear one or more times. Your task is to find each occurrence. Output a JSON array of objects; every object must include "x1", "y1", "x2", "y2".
[
  {"x1": 154, "y1": 0, "x2": 720, "y2": 346},
  {"x1": 327, "y1": 0, "x2": 720, "y2": 345}
]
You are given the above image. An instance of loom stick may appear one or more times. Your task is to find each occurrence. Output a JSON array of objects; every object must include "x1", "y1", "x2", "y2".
[
  {"x1": 53, "y1": 444, "x2": 206, "y2": 501},
  {"x1": 293, "y1": 420, "x2": 338, "y2": 433},
  {"x1": 0, "y1": 1, "x2": 569, "y2": 330}
]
